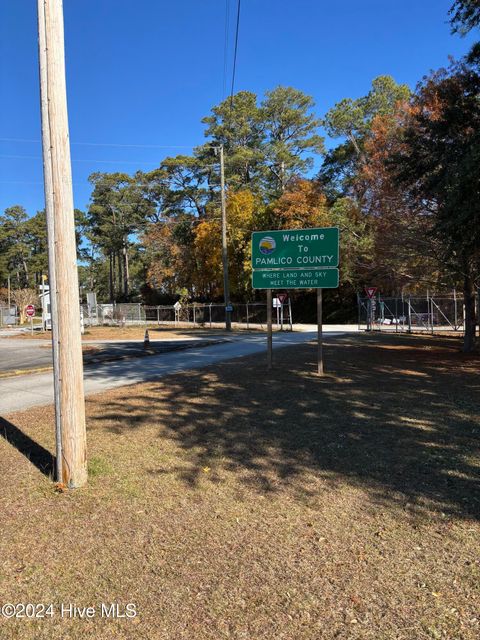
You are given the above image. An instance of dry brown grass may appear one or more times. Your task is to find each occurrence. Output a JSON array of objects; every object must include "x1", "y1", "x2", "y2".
[
  {"x1": 9, "y1": 325, "x2": 250, "y2": 342},
  {"x1": 0, "y1": 333, "x2": 479, "y2": 639}
]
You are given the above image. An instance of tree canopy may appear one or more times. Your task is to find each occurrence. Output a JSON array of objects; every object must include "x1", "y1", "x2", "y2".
[{"x1": 2, "y1": 13, "x2": 479, "y2": 350}]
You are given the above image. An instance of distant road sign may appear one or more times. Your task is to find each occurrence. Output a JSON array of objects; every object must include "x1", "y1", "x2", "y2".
[
  {"x1": 225, "y1": 304, "x2": 233, "y2": 312},
  {"x1": 277, "y1": 293, "x2": 288, "y2": 304},
  {"x1": 173, "y1": 301, "x2": 182, "y2": 311},
  {"x1": 365, "y1": 286, "x2": 377, "y2": 299},
  {"x1": 252, "y1": 227, "x2": 339, "y2": 271},
  {"x1": 253, "y1": 268, "x2": 339, "y2": 290},
  {"x1": 273, "y1": 298, "x2": 281, "y2": 308},
  {"x1": 25, "y1": 304, "x2": 36, "y2": 317}
]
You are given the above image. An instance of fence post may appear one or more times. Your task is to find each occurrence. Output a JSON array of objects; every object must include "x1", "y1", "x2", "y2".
[
  {"x1": 288, "y1": 297, "x2": 293, "y2": 331},
  {"x1": 246, "y1": 302, "x2": 249, "y2": 330},
  {"x1": 453, "y1": 288, "x2": 458, "y2": 330},
  {"x1": 427, "y1": 289, "x2": 430, "y2": 331},
  {"x1": 408, "y1": 297, "x2": 412, "y2": 333},
  {"x1": 209, "y1": 303, "x2": 212, "y2": 328},
  {"x1": 395, "y1": 297, "x2": 398, "y2": 333},
  {"x1": 193, "y1": 305, "x2": 196, "y2": 325},
  {"x1": 477, "y1": 288, "x2": 480, "y2": 339},
  {"x1": 431, "y1": 296, "x2": 434, "y2": 335}
]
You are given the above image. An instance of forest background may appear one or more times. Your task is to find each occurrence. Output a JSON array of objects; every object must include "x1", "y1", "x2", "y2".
[{"x1": 0, "y1": 1, "x2": 479, "y2": 349}]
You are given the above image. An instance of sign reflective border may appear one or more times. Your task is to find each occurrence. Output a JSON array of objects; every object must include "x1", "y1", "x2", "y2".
[
  {"x1": 252, "y1": 268, "x2": 339, "y2": 290},
  {"x1": 252, "y1": 227, "x2": 339, "y2": 271}
]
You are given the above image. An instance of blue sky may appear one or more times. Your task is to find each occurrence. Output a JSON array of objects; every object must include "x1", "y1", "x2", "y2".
[{"x1": 0, "y1": 0, "x2": 476, "y2": 216}]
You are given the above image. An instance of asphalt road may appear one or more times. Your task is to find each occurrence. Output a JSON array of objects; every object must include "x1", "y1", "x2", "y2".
[
  {"x1": 0, "y1": 336, "x2": 223, "y2": 373},
  {"x1": 0, "y1": 330, "x2": 351, "y2": 414},
  {"x1": 0, "y1": 339, "x2": 53, "y2": 372}
]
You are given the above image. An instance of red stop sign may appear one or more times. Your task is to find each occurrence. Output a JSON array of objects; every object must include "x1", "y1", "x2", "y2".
[{"x1": 25, "y1": 304, "x2": 35, "y2": 317}]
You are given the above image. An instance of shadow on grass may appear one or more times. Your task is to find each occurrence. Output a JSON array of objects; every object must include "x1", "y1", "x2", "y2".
[
  {"x1": 0, "y1": 416, "x2": 55, "y2": 478},
  {"x1": 90, "y1": 333, "x2": 480, "y2": 520}
]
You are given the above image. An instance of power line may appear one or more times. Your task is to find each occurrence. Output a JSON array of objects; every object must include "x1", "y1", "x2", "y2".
[
  {"x1": 0, "y1": 154, "x2": 217, "y2": 167},
  {"x1": 0, "y1": 137, "x2": 196, "y2": 149},
  {"x1": 75, "y1": 142, "x2": 194, "y2": 150},
  {"x1": 229, "y1": 0, "x2": 242, "y2": 110},
  {"x1": 0, "y1": 180, "x2": 85, "y2": 186},
  {"x1": 0, "y1": 154, "x2": 160, "y2": 165}
]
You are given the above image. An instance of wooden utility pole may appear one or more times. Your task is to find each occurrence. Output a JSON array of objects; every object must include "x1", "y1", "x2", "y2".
[
  {"x1": 38, "y1": 0, "x2": 62, "y2": 483},
  {"x1": 219, "y1": 145, "x2": 232, "y2": 331},
  {"x1": 37, "y1": 0, "x2": 87, "y2": 488}
]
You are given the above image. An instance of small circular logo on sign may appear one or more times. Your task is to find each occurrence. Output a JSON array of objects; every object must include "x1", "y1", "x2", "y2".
[{"x1": 259, "y1": 236, "x2": 276, "y2": 255}]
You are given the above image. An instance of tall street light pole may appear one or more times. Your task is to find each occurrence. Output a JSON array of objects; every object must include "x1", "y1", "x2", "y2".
[
  {"x1": 218, "y1": 145, "x2": 231, "y2": 331},
  {"x1": 38, "y1": 0, "x2": 87, "y2": 488}
]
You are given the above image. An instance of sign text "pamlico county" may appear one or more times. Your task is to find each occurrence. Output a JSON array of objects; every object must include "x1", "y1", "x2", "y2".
[{"x1": 251, "y1": 227, "x2": 339, "y2": 271}]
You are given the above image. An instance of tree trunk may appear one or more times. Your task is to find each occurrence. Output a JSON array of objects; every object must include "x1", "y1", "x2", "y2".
[
  {"x1": 109, "y1": 252, "x2": 114, "y2": 303},
  {"x1": 123, "y1": 239, "x2": 129, "y2": 299},
  {"x1": 463, "y1": 271, "x2": 477, "y2": 352},
  {"x1": 117, "y1": 250, "x2": 123, "y2": 301},
  {"x1": 22, "y1": 257, "x2": 29, "y2": 287},
  {"x1": 280, "y1": 161, "x2": 286, "y2": 192}
]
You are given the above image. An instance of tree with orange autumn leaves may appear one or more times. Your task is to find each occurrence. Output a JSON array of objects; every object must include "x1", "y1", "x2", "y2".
[
  {"x1": 358, "y1": 109, "x2": 443, "y2": 294},
  {"x1": 145, "y1": 190, "x2": 261, "y2": 299}
]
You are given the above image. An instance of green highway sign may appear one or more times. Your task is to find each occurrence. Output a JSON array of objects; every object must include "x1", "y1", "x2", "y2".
[
  {"x1": 251, "y1": 227, "x2": 339, "y2": 271},
  {"x1": 252, "y1": 268, "x2": 339, "y2": 290}
]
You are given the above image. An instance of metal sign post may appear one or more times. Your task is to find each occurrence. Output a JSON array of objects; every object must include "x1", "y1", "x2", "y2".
[
  {"x1": 317, "y1": 288, "x2": 323, "y2": 376},
  {"x1": 266, "y1": 289, "x2": 272, "y2": 370}
]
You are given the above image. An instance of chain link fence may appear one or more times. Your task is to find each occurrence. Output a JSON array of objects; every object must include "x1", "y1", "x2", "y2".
[
  {"x1": 81, "y1": 303, "x2": 145, "y2": 326},
  {"x1": 357, "y1": 292, "x2": 474, "y2": 333},
  {"x1": 80, "y1": 302, "x2": 291, "y2": 330},
  {"x1": 0, "y1": 305, "x2": 18, "y2": 326}
]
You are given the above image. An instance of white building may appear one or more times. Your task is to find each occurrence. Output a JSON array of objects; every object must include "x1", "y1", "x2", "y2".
[{"x1": 39, "y1": 283, "x2": 51, "y2": 330}]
